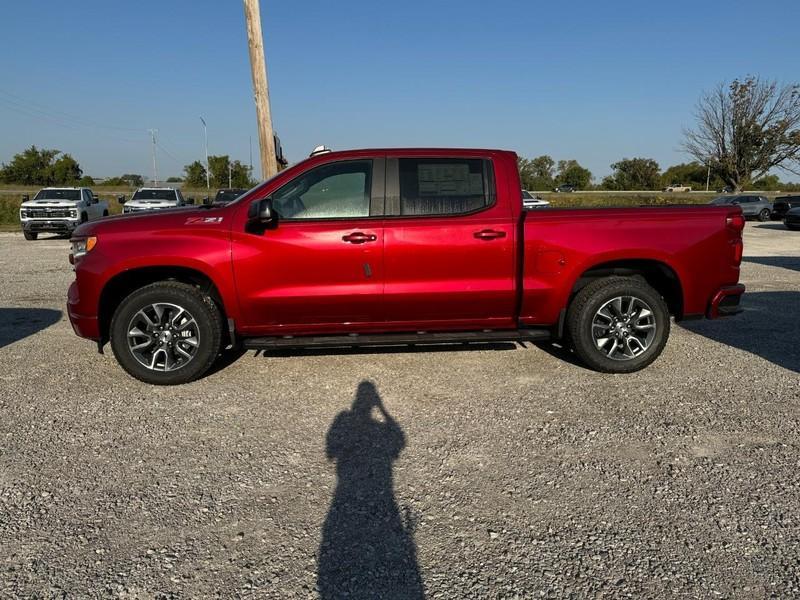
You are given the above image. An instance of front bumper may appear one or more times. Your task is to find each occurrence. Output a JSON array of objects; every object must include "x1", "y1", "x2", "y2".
[
  {"x1": 67, "y1": 280, "x2": 100, "y2": 340},
  {"x1": 22, "y1": 219, "x2": 79, "y2": 233},
  {"x1": 707, "y1": 284, "x2": 745, "y2": 319}
]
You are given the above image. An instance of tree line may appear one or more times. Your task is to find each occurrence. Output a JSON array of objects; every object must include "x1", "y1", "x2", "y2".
[{"x1": 0, "y1": 146, "x2": 256, "y2": 189}]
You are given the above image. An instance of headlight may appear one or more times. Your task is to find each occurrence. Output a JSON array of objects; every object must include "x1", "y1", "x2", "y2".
[
  {"x1": 70, "y1": 209, "x2": 78, "y2": 218},
  {"x1": 69, "y1": 236, "x2": 97, "y2": 264},
  {"x1": 20, "y1": 209, "x2": 28, "y2": 219}
]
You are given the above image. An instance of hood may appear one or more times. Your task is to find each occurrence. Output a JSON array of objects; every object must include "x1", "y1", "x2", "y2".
[
  {"x1": 125, "y1": 199, "x2": 180, "y2": 209},
  {"x1": 21, "y1": 199, "x2": 78, "y2": 208},
  {"x1": 73, "y1": 205, "x2": 230, "y2": 237}
]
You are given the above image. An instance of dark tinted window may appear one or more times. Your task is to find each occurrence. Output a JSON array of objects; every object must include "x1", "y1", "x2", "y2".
[
  {"x1": 272, "y1": 160, "x2": 372, "y2": 219},
  {"x1": 34, "y1": 189, "x2": 80, "y2": 201},
  {"x1": 132, "y1": 189, "x2": 178, "y2": 201},
  {"x1": 399, "y1": 158, "x2": 492, "y2": 216},
  {"x1": 711, "y1": 196, "x2": 736, "y2": 205},
  {"x1": 215, "y1": 189, "x2": 245, "y2": 204},
  {"x1": 521, "y1": 190, "x2": 533, "y2": 199}
]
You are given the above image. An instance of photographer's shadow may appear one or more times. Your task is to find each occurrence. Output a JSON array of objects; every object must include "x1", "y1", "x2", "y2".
[{"x1": 318, "y1": 381, "x2": 424, "y2": 599}]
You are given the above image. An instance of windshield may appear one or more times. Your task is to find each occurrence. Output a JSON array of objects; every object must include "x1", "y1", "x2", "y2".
[
  {"x1": 521, "y1": 190, "x2": 533, "y2": 199},
  {"x1": 132, "y1": 189, "x2": 178, "y2": 202},
  {"x1": 214, "y1": 189, "x2": 245, "y2": 204},
  {"x1": 711, "y1": 196, "x2": 736, "y2": 205},
  {"x1": 33, "y1": 189, "x2": 80, "y2": 201}
]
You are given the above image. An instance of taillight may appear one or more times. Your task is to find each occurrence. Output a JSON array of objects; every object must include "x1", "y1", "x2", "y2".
[
  {"x1": 732, "y1": 239, "x2": 743, "y2": 265},
  {"x1": 726, "y1": 214, "x2": 745, "y2": 232}
]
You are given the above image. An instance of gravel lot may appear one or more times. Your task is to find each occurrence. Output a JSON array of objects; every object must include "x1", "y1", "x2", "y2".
[{"x1": 1, "y1": 223, "x2": 798, "y2": 598}]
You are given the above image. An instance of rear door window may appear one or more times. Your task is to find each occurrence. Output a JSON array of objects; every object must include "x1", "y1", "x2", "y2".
[{"x1": 396, "y1": 158, "x2": 493, "y2": 216}]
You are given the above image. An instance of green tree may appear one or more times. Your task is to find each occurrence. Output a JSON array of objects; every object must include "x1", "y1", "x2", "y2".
[
  {"x1": 120, "y1": 173, "x2": 144, "y2": 186},
  {"x1": 50, "y1": 153, "x2": 83, "y2": 184},
  {"x1": 602, "y1": 157, "x2": 661, "y2": 190},
  {"x1": 660, "y1": 162, "x2": 721, "y2": 190},
  {"x1": 752, "y1": 174, "x2": 781, "y2": 190},
  {"x1": 207, "y1": 155, "x2": 254, "y2": 188},
  {"x1": 556, "y1": 159, "x2": 592, "y2": 189},
  {"x1": 183, "y1": 160, "x2": 207, "y2": 187},
  {"x1": 518, "y1": 155, "x2": 555, "y2": 190},
  {"x1": 78, "y1": 175, "x2": 95, "y2": 186},
  {"x1": 684, "y1": 76, "x2": 800, "y2": 191},
  {"x1": 0, "y1": 146, "x2": 61, "y2": 184}
]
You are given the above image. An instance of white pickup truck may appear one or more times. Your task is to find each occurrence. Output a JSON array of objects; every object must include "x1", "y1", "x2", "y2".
[
  {"x1": 19, "y1": 187, "x2": 109, "y2": 240},
  {"x1": 663, "y1": 184, "x2": 693, "y2": 193},
  {"x1": 120, "y1": 187, "x2": 194, "y2": 213}
]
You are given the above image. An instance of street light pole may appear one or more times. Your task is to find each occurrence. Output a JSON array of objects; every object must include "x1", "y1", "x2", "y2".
[
  {"x1": 148, "y1": 128, "x2": 158, "y2": 186},
  {"x1": 200, "y1": 117, "x2": 210, "y2": 189}
]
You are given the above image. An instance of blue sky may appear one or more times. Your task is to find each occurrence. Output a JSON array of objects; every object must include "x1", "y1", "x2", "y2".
[{"x1": 1, "y1": 0, "x2": 798, "y2": 181}]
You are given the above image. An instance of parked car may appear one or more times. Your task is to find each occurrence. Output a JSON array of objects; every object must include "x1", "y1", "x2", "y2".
[
  {"x1": 717, "y1": 186, "x2": 735, "y2": 193},
  {"x1": 521, "y1": 190, "x2": 550, "y2": 209},
  {"x1": 710, "y1": 194, "x2": 773, "y2": 221},
  {"x1": 771, "y1": 195, "x2": 800, "y2": 221},
  {"x1": 19, "y1": 187, "x2": 108, "y2": 240},
  {"x1": 205, "y1": 188, "x2": 247, "y2": 205},
  {"x1": 120, "y1": 188, "x2": 193, "y2": 214},
  {"x1": 67, "y1": 148, "x2": 744, "y2": 385},
  {"x1": 553, "y1": 184, "x2": 576, "y2": 193},
  {"x1": 784, "y1": 207, "x2": 800, "y2": 231},
  {"x1": 664, "y1": 184, "x2": 692, "y2": 192}
]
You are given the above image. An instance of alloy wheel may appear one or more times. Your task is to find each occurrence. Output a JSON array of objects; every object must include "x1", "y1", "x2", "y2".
[
  {"x1": 591, "y1": 296, "x2": 657, "y2": 361},
  {"x1": 127, "y1": 302, "x2": 200, "y2": 371}
]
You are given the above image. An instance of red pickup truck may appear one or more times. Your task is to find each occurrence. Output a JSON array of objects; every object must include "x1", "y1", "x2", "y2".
[{"x1": 67, "y1": 148, "x2": 745, "y2": 385}]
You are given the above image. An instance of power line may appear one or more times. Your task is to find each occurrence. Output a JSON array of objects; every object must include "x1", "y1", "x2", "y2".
[{"x1": 0, "y1": 88, "x2": 146, "y2": 133}]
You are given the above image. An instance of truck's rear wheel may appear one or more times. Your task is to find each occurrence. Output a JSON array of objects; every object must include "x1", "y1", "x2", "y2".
[
  {"x1": 23, "y1": 231, "x2": 38, "y2": 241},
  {"x1": 566, "y1": 276, "x2": 670, "y2": 373},
  {"x1": 110, "y1": 281, "x2": 222, "y2": 385}
]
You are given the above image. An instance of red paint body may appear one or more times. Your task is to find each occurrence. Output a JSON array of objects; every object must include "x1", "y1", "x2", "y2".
[{"x1": 67, "y1": 148, "x2": 744, "y2": 343}]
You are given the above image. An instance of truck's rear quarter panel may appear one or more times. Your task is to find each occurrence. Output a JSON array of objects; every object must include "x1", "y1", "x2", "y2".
[{"x1": 519, "y1": 206, "x2": 743, "y2": 325}]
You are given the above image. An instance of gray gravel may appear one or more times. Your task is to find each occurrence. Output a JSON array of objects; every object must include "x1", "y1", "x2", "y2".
[{"x1": 0, "y1": 223, "x2": 798, "y2": 598}]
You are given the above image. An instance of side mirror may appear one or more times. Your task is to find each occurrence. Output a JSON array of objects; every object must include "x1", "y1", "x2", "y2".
[
  {"x1": 117, "y1": 195, "x2": 126, "y2": 204},
  {"x1": 247, "y1": 198, "x2": 275, "y2": 228},
  {"x1": 203, "y1": 196, "x2": 211, "y2": 205},
  {"x1": 22, "y1": 194, "x2": 29, "y2": 202}
]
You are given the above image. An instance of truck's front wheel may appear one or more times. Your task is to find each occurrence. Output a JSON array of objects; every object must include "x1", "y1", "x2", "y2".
[
  {"x1": 23, "y1": 231, "x2": 38, "y2": 241},
  {"x1": 110, "y1": 281, "x2": 223, "y2": 385},
  {"x1": 566, "y1": 277, "x2": 670, "y2": 373}
]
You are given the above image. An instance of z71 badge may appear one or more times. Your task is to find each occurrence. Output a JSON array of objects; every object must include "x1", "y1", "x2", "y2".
[{"x1": 185, "y1": 216, "x2": 224, "y2": 224}]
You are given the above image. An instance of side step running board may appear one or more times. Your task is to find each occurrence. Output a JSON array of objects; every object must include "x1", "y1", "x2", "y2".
[{"x1": 243, "y1": 328, "x2": 551, "y2": 350}]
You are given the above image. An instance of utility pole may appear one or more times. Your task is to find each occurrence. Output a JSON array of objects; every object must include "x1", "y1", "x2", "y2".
[
  {"x1": 148, "y1": 128, "x2": 158, "y2": 186},
  {"x1": 200, "y1": 117, "x2": 210, "y2": 189},
  {"x1": 706, "y1": 162, "x2": 711, "y2": 192},
  {"x1": 243, "y1": 0, "x2": 277, "y2": 180},
  {"x1": 228, "y1": 162, "x2": 232, "y2": 188}
]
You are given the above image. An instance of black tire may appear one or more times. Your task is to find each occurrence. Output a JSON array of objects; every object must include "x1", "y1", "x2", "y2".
[
  {"x1": 758, "y1": 208, "x2": 771, "y2": 222},
  {"x1": 81, "y1": 213, "x2": 88, "y2": 223},
  {"x1": 103, "y1": 210, "x2": 109, "y2": 217},
  {"x1": 566, "y1": 276, "x2": 670, "y2": 373},
  {"x1": 110, "y1": 281, "x2": 223, "y2": 385},
  {"x1": 23, "y1": 231, "x2": 38, "y2": 241}
]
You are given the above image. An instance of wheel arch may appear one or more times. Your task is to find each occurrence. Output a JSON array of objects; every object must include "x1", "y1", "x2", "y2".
[
  {"x1": 98, "y1": 266, "x2": 228, "y2": 345},
  {"x1": 569, "y1": 258, "x2": 684, "y2": 320}
]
